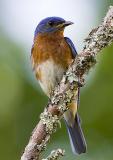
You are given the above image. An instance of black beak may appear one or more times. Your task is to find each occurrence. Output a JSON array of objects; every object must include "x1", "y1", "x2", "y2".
[
  {"x1": 63, "y1": 21, "x2": 74, "y2": 27},
  {"x1": 56, "y1": 21, "x2": 74, "y2": 29}
]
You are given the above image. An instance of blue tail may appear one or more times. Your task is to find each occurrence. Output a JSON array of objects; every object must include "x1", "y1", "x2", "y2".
[{"x1": 65, "y1": 113, "x2": 87, "y2": 155}]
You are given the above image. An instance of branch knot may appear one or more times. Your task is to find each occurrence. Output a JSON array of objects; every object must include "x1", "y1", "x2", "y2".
[{"x1": 40, "y1": 110, "x2": 61, "y2": 134}]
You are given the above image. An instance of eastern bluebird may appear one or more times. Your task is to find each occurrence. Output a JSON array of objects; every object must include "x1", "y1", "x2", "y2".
[{"x1": 31, "y1": 17, "x2": 87, "y2": 155}]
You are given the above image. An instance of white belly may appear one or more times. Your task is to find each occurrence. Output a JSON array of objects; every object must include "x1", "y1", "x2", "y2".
[{"x1": 36, "y1": 60, "x2": 65, "y2": 97}]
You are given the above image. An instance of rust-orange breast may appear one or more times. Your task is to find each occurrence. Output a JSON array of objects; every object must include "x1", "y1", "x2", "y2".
[
  {"x1": 31, "y1": 31, "x2": 73, "y2": 70},
  {"x1": 31, "y1": 31, "x2": 74, "y2": 96}
]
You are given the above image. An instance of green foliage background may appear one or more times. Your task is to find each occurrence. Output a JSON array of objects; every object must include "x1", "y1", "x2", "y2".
[{"x1": 0, "y1": 1, "x2": 113, "y2": 160}]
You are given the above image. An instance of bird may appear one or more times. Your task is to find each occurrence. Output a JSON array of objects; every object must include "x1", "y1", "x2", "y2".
[{"x1": 31, "y1": 17, "x2": 87, "y2": 155}]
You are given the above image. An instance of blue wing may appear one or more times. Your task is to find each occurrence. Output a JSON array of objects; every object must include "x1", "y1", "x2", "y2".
[
  {"x1": 65, "y1": 37, "x2": 80, "y2": 107},
  {"x1": 64, "y1": 37, "x2": 86, "y2": 154},
  {"x1": 64, "y1": 37, "x2": 77, "y2": 58}
]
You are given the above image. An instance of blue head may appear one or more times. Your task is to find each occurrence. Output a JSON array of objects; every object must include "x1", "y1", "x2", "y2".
[{"x1": 34, "y1": 17, "x2": 73, "y2": 37}]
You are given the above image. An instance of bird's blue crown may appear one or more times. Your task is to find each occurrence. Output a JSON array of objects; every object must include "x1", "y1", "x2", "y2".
[{"x1": 34, "y1": 17, "x2": 66, "y2": 37}]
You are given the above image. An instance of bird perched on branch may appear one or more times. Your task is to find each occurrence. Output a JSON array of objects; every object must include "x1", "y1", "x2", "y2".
[{"x1": 31, "y1": 17, "x2": 87, "y2": 155}]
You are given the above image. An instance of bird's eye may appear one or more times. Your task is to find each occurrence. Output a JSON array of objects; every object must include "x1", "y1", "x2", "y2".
[{"x1": 48, "y1": 21, "x2": 54, "y2": 26}]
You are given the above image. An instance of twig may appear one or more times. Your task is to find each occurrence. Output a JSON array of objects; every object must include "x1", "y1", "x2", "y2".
[
  {"x1": 21, "y1": 6, "x2": 113, "y2": 160},
  {"x1": 42, "y1": 149, "x2": 65, "y2": 160}
]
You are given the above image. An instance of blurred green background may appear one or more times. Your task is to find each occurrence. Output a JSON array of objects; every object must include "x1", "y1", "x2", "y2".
[{"x1": 0, "y1": 0, "x2": 113, "y2": 160}]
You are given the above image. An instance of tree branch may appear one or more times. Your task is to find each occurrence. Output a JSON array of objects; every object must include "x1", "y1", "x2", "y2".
[{"x1": 21, "y1": 6, "x2": 113, "y2": 160}]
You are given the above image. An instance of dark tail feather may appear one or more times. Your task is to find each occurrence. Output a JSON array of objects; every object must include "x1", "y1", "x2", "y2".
[{"x1": 65, "y1": 113, "x2": 87, "y2": 155}]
